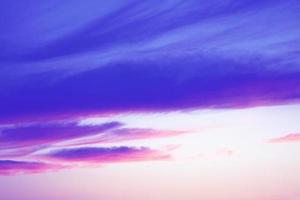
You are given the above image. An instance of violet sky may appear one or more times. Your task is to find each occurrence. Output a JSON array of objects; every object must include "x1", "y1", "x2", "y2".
[{"x1": 1, "y1": 0, "x2": 300, "y2": 200}]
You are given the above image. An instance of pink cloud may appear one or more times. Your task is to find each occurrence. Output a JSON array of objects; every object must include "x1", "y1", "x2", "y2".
[{"x1": 269, "y1": 133, "x2": 300, "y2": 143}]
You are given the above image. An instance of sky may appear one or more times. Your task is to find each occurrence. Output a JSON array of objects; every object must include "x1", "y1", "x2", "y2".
[{"x1": 0, "y1": 0, "x2": 300, "y2": 199}]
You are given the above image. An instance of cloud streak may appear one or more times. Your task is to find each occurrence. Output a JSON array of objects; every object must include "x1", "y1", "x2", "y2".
[
  {"x1": 0, "y1": 119, "x2": 181, "y2": 175},
  {"x1": 0, "y1": 145, "x2": 171, "y2": 175},
  {"x1": 67, "y1": 128, "x2": 187, "y2": 146},
  {"x1": 0, "y1": 121, "x2": 122, "y2": 148},
  {"x1": 44, "y1": 146, "x2": 170, "y2": 163},
  {"x1": 0, "y1": 160, "x2": 56, "y2": 175},
  {"x1": 269, "y1": 133, "x2": 300, "y2": 143}
]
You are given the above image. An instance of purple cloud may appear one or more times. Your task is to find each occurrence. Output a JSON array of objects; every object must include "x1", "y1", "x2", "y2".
[
  {"x1": 0, "y1": 121, "x2": 180, "y2": 174},
  {"x1": 0, "y1": 160, "x2": 56, "y2": 175},
  {"x1": 0, "y1": 121, "x2": 122, "y2": 148},
  {"x1": 102, "y1": 128, "x2": 186, "y2": 142},
  {"x1": 45, "y1": 146, "x2": 170, "y2": 163},
  {"x1": 2, "y1": 58, "x2": 300, "y2": 124},
  {"x1": 0, "y1": 146, "x2": 46, "y2": 159},
  {"x1": 68, "y1": 128, "x2": 187, "y2": 146},
  {"x1": 0, "y1": 146, "x2": 171, "y2": 175},
  {"x1": 0, "y1": 0, "x2": 300, "y2": 124}
]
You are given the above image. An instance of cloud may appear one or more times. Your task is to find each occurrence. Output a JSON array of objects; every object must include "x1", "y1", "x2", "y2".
[
  {"x1": 0, "y1": 160, "x2": 57, "y2": 175},
  {"x1": 1, "y1": 0, "x2": 300, "y2": 124},
  {"x1": 269, "y1": 133, "x2": 300, "y2": 143},
  {"x1": 68, "y1": 128, "x2": 187, "y2": 146},
  {"x1": 0, "y1": 145, "x2": 172, "y2": 175},
  {"x1": 108, "y1": 128, "x2": 186, "y2": 141},
  {"x1": 0, "y1": 121, "x2": 122, "y2": 148},
  {"x1": 0, "y1": 119, "x2": 181, "y2": 174},
  {"x1": 0, "y1": 146, "x2": 46, "y2": 159},
  {"x1": 0, "y1": 145, "x2": 171, "y2": 175},
  {"x1": 0, "y1": 120, "x2": 186, "y2": 151},
  {"x1": 44, "y1": 146, "x2": 170, "y2": 163},
  {"x1": 2, "y1": 57, "x2": 300, "y2": 124}
]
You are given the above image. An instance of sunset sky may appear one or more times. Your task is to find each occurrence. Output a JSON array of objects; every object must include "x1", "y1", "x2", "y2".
[{"x1": 1, "y1": 1, "x2": 300, "y2": 200}]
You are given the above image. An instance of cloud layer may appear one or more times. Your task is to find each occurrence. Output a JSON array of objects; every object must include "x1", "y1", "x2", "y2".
[
  {"x1": 0, "y1": 120, "x2": 181, "y2": 175},
  {"x1": 1, "y1": 0, "x2": 300, "y2": 123}
]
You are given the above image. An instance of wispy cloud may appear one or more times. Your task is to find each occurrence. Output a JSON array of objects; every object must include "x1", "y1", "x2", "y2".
[
  {"x1": 0, "y1": 121, "x2": 122, "y2": 148},
  {"x1": 269, "y1": 133, "x2": 300, "y2": 143},
  {"x1": 0, "y1": 160, "x2": 57, "y2": 175},
  {"x1": 44, "y1": 146, "x2": 170, "y2": 163},
  {"x1": 67, "y1": 128, "x2": 187, "y2": 146},
  {"x1": 0, "y1": 145, "x2": 172, "y2": 175},
  {"x1": 0, "y1": 118, "x2": 182, "y2": 175}
]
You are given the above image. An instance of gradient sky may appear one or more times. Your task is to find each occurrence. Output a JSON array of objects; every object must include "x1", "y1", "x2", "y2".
[{"x1": 1, "y1": 0, "x2": 300, "y2": 200}]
